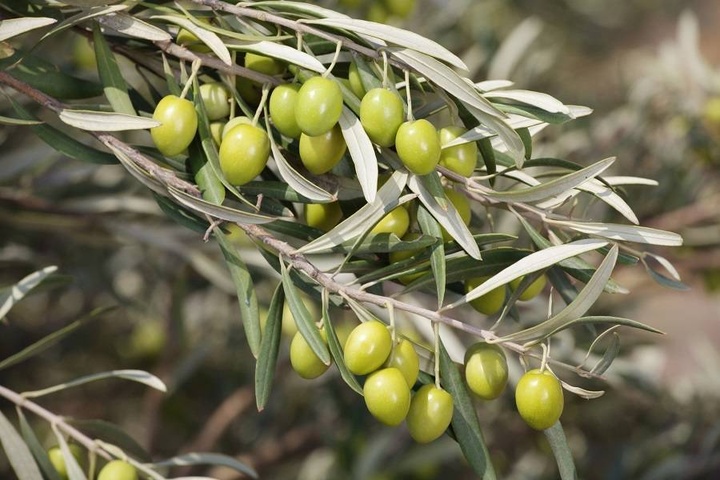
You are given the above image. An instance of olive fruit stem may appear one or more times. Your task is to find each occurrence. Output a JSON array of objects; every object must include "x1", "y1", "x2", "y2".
[
  {"x1": 540, "y1": 343, "x2": 550, "y2": 372},
  {"x1": 180, "y1": 59, "x2": 202, "y2": 100},
  {"x1": 323, "y1": 41, "x2": 343, "y2": 78},
  {"x1": 404, "y1": 69, "x2": 414, "y2": 121},
  {"x1": 381, "y1": 51, "x2": 390, "y2": 89},
  {"x1": 387, "y1": 301, "x2": 397, "y2": 342},
  {"x1": 253, "y1": 86, "x2": 270, "y2": 125},
  {"x1": 433, "y1": 321, "x2": 441, "y2": 389}
]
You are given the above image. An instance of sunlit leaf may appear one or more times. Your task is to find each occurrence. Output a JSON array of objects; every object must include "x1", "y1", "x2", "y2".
[
  {"x1": 552, "y1": 220, "x2": 683, "y2": 247},
  {"x1": 339, "y1": 106, "x2": 378, "y2": 203},
  {"x1": 0, "y1": 410, "x2": 43, "y2": 480},
  {"x1": 22, "y1": 370, "x2": 166, "y2": 398},
  {"x1": 444, "y1": 239, "x2": 608, "y2": 311},
  {"x1": 0, "y1": 17, "x2": 56, "y2": 41},
  {"x1": 168, "y1": 186, "x2": 275, "y2": 224},
  {"x1": 98, "y1": 12, "x2": 172, "y2": 41},
  {"x1": 0, "y1": 266, "x2": 57, "y2": 321},
  {"x1": 58, "y1": 109, "x2": 160, "y2": 131}
]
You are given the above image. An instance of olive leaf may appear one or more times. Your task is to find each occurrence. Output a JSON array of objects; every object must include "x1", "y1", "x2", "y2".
[
  {"x1": 0, "y1": 410, "x2": 43, "y2": 480},
  {"x1": 0, "y1": 17, "x2": 56, "y2": 41}
]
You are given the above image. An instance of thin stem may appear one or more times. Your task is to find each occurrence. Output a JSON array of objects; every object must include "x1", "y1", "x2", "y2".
[
  {"x1": 433, "y1": 322, "x2": 441, "y2": 388},
  {"x1": 404, "y1": 69, "x2": 413, "y2": 121},
  {"x1": 323, "y1": 41, "x2": 343, "y2": 77}
]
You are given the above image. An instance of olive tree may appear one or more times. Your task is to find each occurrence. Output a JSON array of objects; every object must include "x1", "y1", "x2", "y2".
[{"x1": 0, "y1": 1, "x2": 684, "y2": 478}]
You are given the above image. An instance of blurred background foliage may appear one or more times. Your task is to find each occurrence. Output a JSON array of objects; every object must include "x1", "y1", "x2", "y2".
[{"x1": 2, "y1": 0, "x2": 720, "y2": 478}]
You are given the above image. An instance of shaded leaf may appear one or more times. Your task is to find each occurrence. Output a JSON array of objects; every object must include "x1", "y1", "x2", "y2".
[
  {"x1": 215, "y1": 229, "x2": 261, "y2": 358},
  {"x1": 438, "y1": 341, "x2": 496, "y2": 479},
  {"x1": 17, "y1": 412, "x2": 61, "y2": 480},
  {"x1": 0, "y1": 306, "x2": 113, "y2": 371},
  {"x1": 152, "y1": 453, "x2": 257, "y2": 479},
  {"x1": 544, "y1": 422, "x2": 578, "y2": 480},
  {"x1": 255, "y1": 284, "x2": 284, "y2": 411},
  {"x1": 322, "y1": 301, "x2": 363, "y2": 395},
  {"x1": 416, "y1": 205, "x2": 445, "y2": 307},
  {"x1": 93, "y1": 22, "x2": 136, "y2": 116},
  {"x1": 280, "y1": 261, "x2": 330, "y2": 365}
]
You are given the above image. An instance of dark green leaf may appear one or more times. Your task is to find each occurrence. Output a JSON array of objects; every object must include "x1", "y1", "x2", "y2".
[
  {"x1": 67, "y1": 419, "x2": 150, "y2": 462},
  {"x1": 438, "y1": 341, "x2": 496, "y2": 479},
  {"x1": 10, "y1": 99, "x2": 117, "y2": 165},
  {"x1": 280, "y1": 260, "x2": 330, "y2": 364},
  {"x1": 9, "y1": 57, "x2": 102, "y2": 99},
  {"x1": 478, "y1": 137, "x2": 496, "y2": 179},
  {"x1": 17, "y1": 412, "x2": 61, "y2": 480},
  {"x1": 255, "y1": 283, "x2": 284, "y2": 411},
  {"x1": 93, "y1": 22, "x2": 135, "y2": 115},
  {"x1": 517, "y1": 127, "x2": 532, "y2": 160},
  {"x1": 590, "y1": 332, "x2": 620, "y2": 375},
  {"x1": 322, "y1": 302, "x2": 363, "y2": 395},
  {"x1": 215, "y1": 230, "x2": 261, "y2": 358},
  {"x1": 153, "y1": 193, "x2": 209, "y2": 234},
  {"x1": 0, "y1": 306, "x2": 114, "y2": 371},
  {"x1": 544, "y1": 422, "x2": 578, "y2": 480},
  {"x1": 417, "y1": 206, "x2": 446, "y2": 307}
]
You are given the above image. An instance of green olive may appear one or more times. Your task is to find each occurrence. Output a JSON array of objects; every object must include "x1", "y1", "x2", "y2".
[
  {"x1": 510, "y1": 275, "x2": 547, "y2": 301},
  {"x1": 295, "y1": 76, "x2": 344, "y2": 136},
  {"x1": 363, "y1": 367, "x2": 411, "y2": 426},
  {"x1": 515, "y1": 369, "x2": 564, "y2": 430},
  {"x1": 290, "y1": 329, "x2": 330, "y2": 379},
  {"x1": 151, "y1": 95, "x2": 198, "y2": 157},
  {"x1": 97, "y1": 460, "x2": 138, "y2": 480},
  {"x1": 441, "y1": 188, "x2": 472, "y2": 242},
  {"x1": 305, "y1": 202, "x2": 343, "y2": 232},
  {"x1": 406, "y1": 384, "x2": 454, "y2": 443},
  {"x1": 360, "y1": 88, "x2": 404, "y2": 147},
  {"x1": 370, "y1": 206, "x2": 410, "y2": 238},
  {"x1": 219, "y1": 124, "x2": 270, "y2": 185},
  {"x1": 464, "y1": 342, "x2": 508, "y2": 400},
  {"x1": 344, "y1": 320, "x2": 392, "y2": 375},
  {"x1": 395, "y1": 119, "x2": 441, "y2": 175},
  {"x1": 269, "y1": 84, "x2": 302, "y2": 138},
  {"x1": 465, "y1": 276, "x2": 505, "y2": 316},
  {"x1": 221, "y1": 116, "x2": 253, "y2": 140},
  {"x1": 299, "y1": 124, "x2": 347, "y2": 175},
  {"x1": 199, "y1": 82, "x2": 231, "y2": 121},
  {"x1": 244, "y1": 52, "x2": 285, "y2": 76},
  {"x1": 439, "y1": 125, "x2": 478, "y2": 177},
  {"x1": 383, "y1": 338, "x2": 419, "y2": 387}
]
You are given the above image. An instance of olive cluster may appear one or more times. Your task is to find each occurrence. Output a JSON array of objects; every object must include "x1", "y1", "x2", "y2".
[
  {"x1": 48, "y1": 445, "x2": 137, "y2": 480},
  {"x1": 291, "y1": 318, "x2": 455, "y2": 444}
]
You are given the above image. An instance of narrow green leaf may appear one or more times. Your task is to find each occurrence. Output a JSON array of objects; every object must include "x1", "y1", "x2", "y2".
[
  {"x1": 188, "y1": 129, "x2": 225, "y2": 205},
  {"x1": 408, "y1": 174, "x2": 480, "y2": 260},
  {"x1": 0, "y1": 115, "x2": 41, "y2": 126},
  {"x1": 151, "y1": 452, "x2": 257, "y2": 479},
  {"x1": 484, "y1": 157, "x2": 615, "y2": 203},
  {"x1": 22, "y1": 370, "x2": 166, "y2": 398},
  {"x1": 552, "y1": 220, "x2": 683, "y2": 247},
  {"x1": 498, "y1": 245, "x2": 619, "y2": 344},
  {"x1": 0, "y1": 266, "x2": 57, "y2": 320},
  {"x1": 446, "y1": 239, "x2": 609, "y2": 311},
  {"x1": 153, "y1": 194, "x2": 208, "y2": 233},
  {"x1": 66, "y1": 419, "x2": 150, "y2": 462},
  {"x1": 544, "y1": 422, "x2": 577, "y2": 480},
  {"x1": 417, "y1": 206, "x2": 445, "y2": 307},
  {"x1": 153, "y1": 15, "x2": 231, "y2": 65},
  {"x1": 478, "y1": 137, "x2": 496, "y2": 178},
  {"x1": 517, "y1": 127, "x2": 532, "y2": 160},
  {"x1": 10, "y1": 99, "x2": 117, "y2": 164},
  {"x1": 215, "y1": 230, "x2": 261, "y2": 358},
  {"x1": 167, "y1": 186, "x2": 274, "y2": 224},
  {"x1": 339, "y1": 106, "x2": 378, "y2": 203},
  {"x1": 0, "y1": 410, "x2": 43, "y2": 480},
  {"x1": 590, "y1": 332, "x2": 620, "y2": 375},
  {"x1": 9, "y1": 59, "x2": 103, "y2": 100},
  {"x1": 17, "y1": 412, "x2": 61, "y2": 480},
  {"x1": 255, "y1": 284, "x2": 284, "y2": 411},
  {"x1": 280, "y1": 261, "x2": 330, "y2": 365},
  {"x1": 514, "y1": 213, "x2": 628, "y2": 294},
  {"x1": 0, "y1": 306, "x2": 113, "y2": 371},
  {"x1": 58, "y1": 109, "x2": 159, "y2": 131},
  {"x1": 438, "y1": 341, "x2": 496, "y2": 479},
  {"x1": 296, "y1": 170, "x2": 408, "y2": 254},
  {"x1": 93, "y1": 22, "x2": 136, "y2": 116},
  {"x1": 322, "y1": 302, "x2": 363, "y2": 395},
  {"x1": 51, "y1": 429, "x2": 86, "y2": 480}
]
